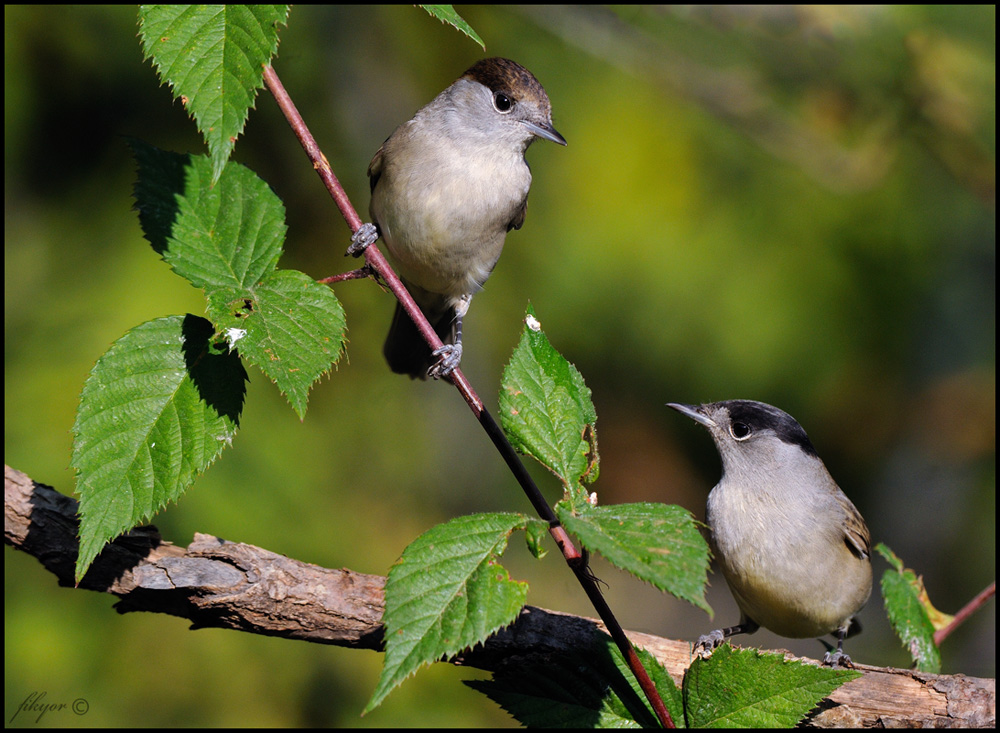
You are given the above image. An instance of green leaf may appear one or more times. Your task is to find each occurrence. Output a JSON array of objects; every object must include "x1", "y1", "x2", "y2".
[
  {"x1": 208, "y1": 270, "x2": 346, "y2": 419},
  {"x1": 366, "y1": 513, "x2": 530, "y2": 713},
  {"x1": 524, "y1": 518, "x2": 549, "y2": 560},
  {"x1": 559, "y1": 502, "x2": 712, "y2": 615},
  {"x1": 138, "y1": 5, "x2": 290, "y2": 180},
  {"x1": 131, "y1": 139, "x2": 285, "y2": 288},
  {"x1": 419, "y1": 5, "x2": 485, "y2": 50},
  {"x1": 500, "y1": 306, "x2": 599, "y2": 489},
  {"x1": 72, "y1": 315, "x2": 246, "y2": 582},
  {"x1": 683, "y1": 646, "x2": 860, "y2": 728},
  {"x1": 466, "y1": 632, "x2": 678, "y2": 728},
  {"x1": 876, "y1": 543, "x2": 943, "y2": 673},
  {"x1": 131, "y1": 141, "x2": 346, "y2": 418}
]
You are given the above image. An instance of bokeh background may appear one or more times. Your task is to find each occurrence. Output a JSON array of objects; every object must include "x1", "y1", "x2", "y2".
[{"x1": 5, "y1": 5, "x2": 994, "y2": 727}]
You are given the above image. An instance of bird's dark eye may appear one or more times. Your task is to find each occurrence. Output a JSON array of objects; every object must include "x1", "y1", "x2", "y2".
[
  {"x1": 493, "y1": 91, "x2": 513, "y2": 113},
  {"x1": 731, "y1": 421, "x2": 752, "y2": 440}
]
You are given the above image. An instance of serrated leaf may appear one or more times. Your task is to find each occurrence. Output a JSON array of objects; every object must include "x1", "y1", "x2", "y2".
[
  {"x1": 683, "y1": 646, "x2": 860, "y2": 728},
  {"x1": 524, "y1": 518, "x2": 549, "y2": 560},
  {"x1": 559, "y1": 502, "x2": 712, "y2": 615},
  {"x1": 366, "y1": 513, "x2": 529, "y2": 713},
  {"x1": 131, "y1": 141, "x2": 346, "y2": 417},
  {"x1": 72, "y1": 315, "x2": 246, "y2": 582},
  {"x1": 466, "y1": 632, "x2": 676, "y2": 728},
  {"x1": 500, "y1": 306, "x2": 598, "y2": 488},
  {"x1": 876, "y1": 543, "x2": 942, "y2": 673},
  {"x1": 131, "y1": 140, "x2": 285, "y2": 288},
  {"x1": 419, "y1": 5, "x2": 485, "y2": 50},
  {"x1": 208, "y1": 270, "x2": 346, "y2": 419},
  {"x1": 138, "y1": 5, "x2": 290, "y2": 180}
]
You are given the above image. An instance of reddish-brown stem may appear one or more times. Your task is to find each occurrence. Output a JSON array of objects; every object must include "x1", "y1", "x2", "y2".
[
  {"x1": 318, "y1": 266, "x2": 372, "y2": 284},
  {"x1": 262, "y1": 64, "x2": 673, "y2": 727},
  {"x1": 935, "y1": 581, "x2": 995, "y2": 647}
]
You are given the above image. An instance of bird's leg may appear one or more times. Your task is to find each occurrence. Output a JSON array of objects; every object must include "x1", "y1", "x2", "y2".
[
  {"x1": 693, "y1": 619, "x2": 760, "y2": 658},
  {"x1": 822, "y1": 626, "x2": 854, "y2": 667},
  {"x1": 427, "y1": 313, "x2": 463, "y2": 380},
  {"x1": 427, "y1": 294, "x2": 472, "y2": 380}
]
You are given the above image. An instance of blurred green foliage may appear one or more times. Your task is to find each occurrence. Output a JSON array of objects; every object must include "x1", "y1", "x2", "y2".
[{"x1": 5, "y1": 5, "x2": 994, "y2": 727}]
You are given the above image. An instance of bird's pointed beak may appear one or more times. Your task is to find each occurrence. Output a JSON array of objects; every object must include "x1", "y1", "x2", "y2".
[
  {"x1": 667, "y1": 402, "x2": 717, "y2": 429},
  {"x1": 523, "y1": 119, "x2": 567, "y2": 146}
]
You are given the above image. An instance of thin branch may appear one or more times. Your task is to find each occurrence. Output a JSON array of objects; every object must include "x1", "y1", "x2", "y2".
[
  {"x1": 5, "y1": 466, "x2": 994, "y2": 727},
  {"x1": 261, "y1": 63, "x2": 669, "y2": 725},
  {"x1": 936, "y1": 582, "x2": 996, "y2": 647},
  {"x1": 318, "y1": 265, "x2": 374, "y2": 285}
]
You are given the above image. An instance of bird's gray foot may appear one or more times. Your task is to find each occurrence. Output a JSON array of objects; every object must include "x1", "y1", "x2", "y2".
[
  {"x1": 693, "y1": 629, "x2": 727, "y2": 658},
  {"x1": 347, "y1": 223, "x2": 379, "y2": 257},
  {"x1": 427, "y1": 343, "x2": 463, "y2": 380}
]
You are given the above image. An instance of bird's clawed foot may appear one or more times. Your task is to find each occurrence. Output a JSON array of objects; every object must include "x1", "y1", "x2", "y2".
[
  {"x1": 347, "y1": 223, "x2": 379, "y2": 257},
  {"x1": 427, "y1": 343, "x2": 462, "y2": 380}
]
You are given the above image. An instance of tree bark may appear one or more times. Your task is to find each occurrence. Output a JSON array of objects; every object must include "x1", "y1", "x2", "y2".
[{"x1": 5, "y1": 465, "x2": 994, "y2": 727}]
